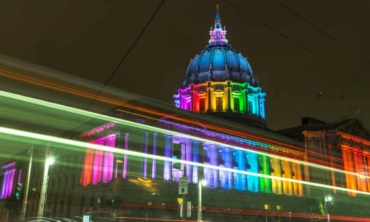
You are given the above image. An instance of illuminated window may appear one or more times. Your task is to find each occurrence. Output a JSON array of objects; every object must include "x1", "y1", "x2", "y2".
[
  {"x1": 234, "y1": 97, "x2": 240, "y2": 112},
  {"x1": 248, "y1": 96, "x2": 253, "y2": 113},
  {"x1": 186, "y1": 99, "x2": 192, "y2": 111},
  {"x1": 216, "y1": 97, "x2": 223, "y2": 111},
  {"x1": 199, "y1": 98, "x2": 206, "y2": 112}
]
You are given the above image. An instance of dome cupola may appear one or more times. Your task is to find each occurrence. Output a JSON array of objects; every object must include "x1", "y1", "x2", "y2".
[{"x1": 174, "y1": 6, "x2": 267, "y2": 129}]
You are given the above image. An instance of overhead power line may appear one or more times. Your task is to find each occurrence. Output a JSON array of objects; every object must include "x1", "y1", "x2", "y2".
[
  {"x1": 87, "y1": 0, "x2": 166, "y2": 110},
  {"x1": 273, "y1": 0, "x2": 370, "y2": 66},
  {"x1": 222, "y1": 0, "x2": 370, "y2": 89}
]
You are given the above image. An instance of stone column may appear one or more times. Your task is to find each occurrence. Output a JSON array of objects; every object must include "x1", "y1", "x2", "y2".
[
  {"x1": 163, "y1": 134, "x2": 173, "y2": 181},
  {"x1": 342, "y1": 146, "x2": 356, "y2": 196},
  {"x1": 353, "y1": 150, "x2": 366, "y2": 192},
  {"x1": 122, "y1": 133, "x2": 129, "y2": 179},
  {"x1": 246, "y1": 152, "x2": 257, "y2": 192},
  {"x1": 281, "y1": 160, "x2": 293, "y2": 196},
  {"x1": 292, "y1": 162, "x2": 303, "y2": 197},
  {"x1": 270, "y1": 158, "x2": 282, "y2": 195},
  {"x1": 152, "y1": 133, "x2": 157, "y2": 179},
  {"x1": 142, "y1": 132, "x2": 149, "y2": 178},
  {"x1": 192, "y1": 140, "x2": 199, "y2": 183}
]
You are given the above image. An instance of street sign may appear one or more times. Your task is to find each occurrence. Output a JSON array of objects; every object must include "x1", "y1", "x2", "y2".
[
  {"x1": 178, "y1": 177, "x2": 188, "y2": 195},
  {"x1": 83, "y1": 215, "x2": 90, "y2": 222}
]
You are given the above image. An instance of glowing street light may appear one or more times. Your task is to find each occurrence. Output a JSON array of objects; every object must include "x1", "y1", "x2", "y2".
[
  {"x1": 324, "y1": 195, "x2": 333, "y2": 222},
  {"x1": 197, "y1": 179, "x2": 207, "y2": 222},
  {"x1": 46, "y1": 157, "x2": 55, "y2": 165}
]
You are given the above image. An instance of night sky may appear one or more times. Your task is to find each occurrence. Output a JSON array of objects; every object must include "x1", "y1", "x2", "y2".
[{"x1": 1, "y1": 0, "x2": 370, "y2": 131}]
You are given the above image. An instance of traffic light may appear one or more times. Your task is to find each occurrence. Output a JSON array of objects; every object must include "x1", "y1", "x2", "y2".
[
  {"x1": 15, "y1": 183, "x2": 23, "y2": 201},
  {"x1": 172, "y1": 144, "x2": 182, "y2": 169}
]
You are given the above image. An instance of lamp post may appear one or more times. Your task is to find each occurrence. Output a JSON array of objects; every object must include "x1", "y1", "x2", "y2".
[
  {"x1": 197, "y1": 179, "x2": 207, "y2": 222},
  {"x1": 37, "y1": 154, "x2": 54, "y2": 217},
  {"x1": 324, "y1": 195, "x2": 332, "y2": 222},
  {"x1": 20, "y1": 146, "x2": 33, "y2": 221}
]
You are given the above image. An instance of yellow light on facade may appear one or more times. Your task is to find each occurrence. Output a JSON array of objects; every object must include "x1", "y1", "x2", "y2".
[{"x1": 264, "y1": 204, "x2": 270, "y2": 210}]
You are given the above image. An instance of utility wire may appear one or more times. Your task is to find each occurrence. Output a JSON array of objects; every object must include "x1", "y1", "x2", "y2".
[
  {"x1": 222, "y1": 0, "x2": 370, "y2": 89},
  {"x1": 86, "y1": 0, "x2": 166, "y2": 110},
  {"x1": 273, "y1": 0, "x2": 370, "y2": 66}
]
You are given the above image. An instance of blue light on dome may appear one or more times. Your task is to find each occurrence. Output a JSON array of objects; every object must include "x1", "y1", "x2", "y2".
[{"x1": 174, "y1": 5, "x2": 267, "y2": 128}]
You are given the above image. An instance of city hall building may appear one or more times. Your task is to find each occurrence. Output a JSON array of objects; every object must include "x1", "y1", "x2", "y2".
[{"x1": 1, "y1": 7, "x2": 370, "y2": 221}]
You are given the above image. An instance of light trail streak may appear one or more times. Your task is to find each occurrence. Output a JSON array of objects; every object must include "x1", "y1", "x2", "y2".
[
  {"x1": 115, "y1": 108, "x2": 347, "y2": 170},
  {"x1": 0, "y1": 89, "x2": 367, "y2": 180},
  {"x1": 0, "y1": 125, "x2": 369, "y2": 196},
  {"x1": 0, "y1": 89, "x2": 356, "y2": 180},
  {"x1": 0, "y1": 69, "x2": 322, "y2": 153},
  {"x1": 0, "y1": 67, "x2": 355, "y2": 171}
]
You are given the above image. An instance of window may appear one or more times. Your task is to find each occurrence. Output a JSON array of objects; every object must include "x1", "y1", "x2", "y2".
[
  {"x1": 216, "y1": 97, "x2": 223, "y2": 111},
  {"x1": 199, "y1": 98, "x2": 206, "y2": 112},
  {"x1": 234, "y1": 97, "x2": 240, "y2": 112},
  {"x1": 248, "y1": 100, "x2": 253, "y2": 113}
]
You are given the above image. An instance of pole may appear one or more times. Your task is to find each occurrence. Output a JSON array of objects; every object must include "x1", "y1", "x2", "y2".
[
  {"x1": 324, "y1": 200, "x2": 330, "y2": 222},
  {"x1": 20, "y1": 146, "x2": 33, "y2": 221},
  {"x1": 182, "y1": 193, "x2": 186, "y2": 220},
  {"x1": 197, "y1": 180, "x2": 202, "y2": 222},
  {"x1": 37, "y1": 146, "x2": 51, "y2": 217}
]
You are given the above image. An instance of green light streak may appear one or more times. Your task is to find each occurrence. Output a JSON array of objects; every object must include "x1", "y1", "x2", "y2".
[
  {"x1": 0, "y1": 125, "x2": 369, "y2": 196},
  {"x1": 0, "y1": 90, "x2": 366, "y2": 180}
]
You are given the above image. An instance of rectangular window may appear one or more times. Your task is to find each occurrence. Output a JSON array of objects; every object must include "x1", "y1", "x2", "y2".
[
  {"x1": 234, "y1": 97, "x2": 240, "y2": 112},
  {"x1": 248, "y1": 100, "x2": 253, "y2": 113},
  {"x1": 216, "y1": 97, "x2": 223, "y2": 111},
  {"x1": 199, "y1": 98, "x2": 206, "y2": 112}
]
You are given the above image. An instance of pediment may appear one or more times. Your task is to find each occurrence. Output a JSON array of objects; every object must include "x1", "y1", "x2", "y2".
[{"x1": 336, "y1": 119, "x2": 370, "y2": 140}]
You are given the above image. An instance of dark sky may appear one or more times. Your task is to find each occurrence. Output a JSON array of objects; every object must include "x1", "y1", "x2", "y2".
[{"x1": 1, "y1": 0, "x2": 370, "y2": 131}]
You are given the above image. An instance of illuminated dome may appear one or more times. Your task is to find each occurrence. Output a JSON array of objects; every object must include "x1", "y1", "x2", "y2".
[
  {"x1": 182, "y1": 46, "x2": 255, "y2": 88},
  {"x1": 174, "y1": 6, "x2": 266, "y2": 129}
]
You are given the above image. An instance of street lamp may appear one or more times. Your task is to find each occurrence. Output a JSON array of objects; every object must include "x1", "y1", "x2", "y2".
[
  {"x1": 324, "y1": 195, "x2": 332, "y2": 222},
  {"x1": 197, "y1": 179, "x2": 207, "y2": 222},
  {"x1": 46, "y1": 157, "x2": 55, "y2": 165},
  {"x1": 37, "y1": 155, "x2": 55, "y2": 217},
  {"x1": 20, "y1": 146, "x2": 33, "y2": 221}
]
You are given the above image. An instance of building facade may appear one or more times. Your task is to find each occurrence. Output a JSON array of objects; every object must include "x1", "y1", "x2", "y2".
[{"x1": 1, "y1": 6, "x2": 370, "y2": 222}]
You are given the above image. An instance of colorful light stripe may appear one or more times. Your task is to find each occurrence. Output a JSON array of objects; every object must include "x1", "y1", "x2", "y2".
[
  {"x1": 2, "y1": 90, "x2": 370, "y2": 197},
  {"x1": 1, "y1": 126, "x2": 370, "y2": 196}
]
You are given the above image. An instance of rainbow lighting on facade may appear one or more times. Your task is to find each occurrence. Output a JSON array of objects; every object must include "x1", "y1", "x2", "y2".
[
  {"x1": 174, "y1": 6, "x2": 266, "y2": 128},
  {"x1": 0, "y1": 161, "x2": 17, "y2": 199}
]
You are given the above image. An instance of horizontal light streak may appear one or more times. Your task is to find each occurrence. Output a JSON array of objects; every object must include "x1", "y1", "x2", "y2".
[
  {"x1": 0, "y1": 90, "x2": 366, "y2": 180},
  {"x1": 0, "y1": 126, "x2": 369, "y2": 196},
  {"x1": 0, "y1": 69, "x2": 309, "y2": 152},
  {"x1": 1, "y1": 67, "x2": 351, "y2": 170}
]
